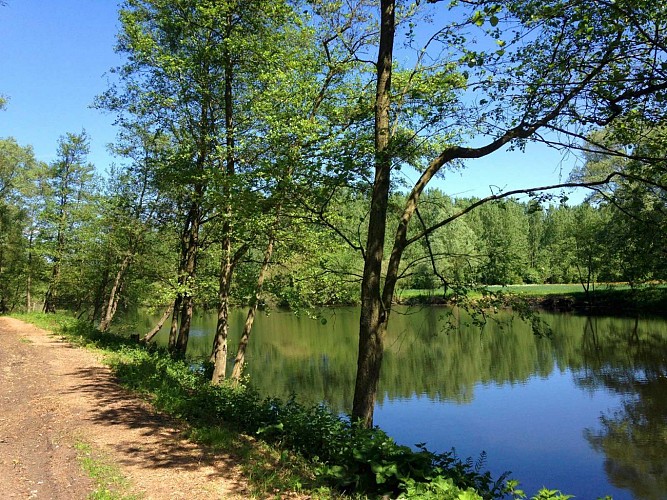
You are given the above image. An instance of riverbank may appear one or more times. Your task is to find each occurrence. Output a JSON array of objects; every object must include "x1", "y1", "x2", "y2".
[
  {"x1": 394, "y1": 284, "x2": 667, "y2": 317},
  {"x1": 4, "y1": 313, "x2": 592, "y2": 500}
]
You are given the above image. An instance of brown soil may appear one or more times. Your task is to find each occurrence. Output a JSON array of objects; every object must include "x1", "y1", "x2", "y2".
[{"x1": 0, "y1": 317, "x2": 250, "y2": 499}]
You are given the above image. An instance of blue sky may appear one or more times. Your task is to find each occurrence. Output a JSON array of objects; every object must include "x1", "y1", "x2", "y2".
[
  {"x1": 0, "y1": 1, "x2": 121, "y2": 168},
  {"x1": 0, "y1": 0, "x2": 586, "y2": 202}
]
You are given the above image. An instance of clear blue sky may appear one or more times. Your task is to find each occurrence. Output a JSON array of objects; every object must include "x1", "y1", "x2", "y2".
[
  {"x1": 0, "y1": 0, "x2": 121, "y2": 169},
  {"x1": 0, "y1": 0, "x2": 586, "y2": 203}
]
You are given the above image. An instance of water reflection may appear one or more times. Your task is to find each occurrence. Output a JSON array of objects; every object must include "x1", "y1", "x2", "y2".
[
  {"x1": 126, "y1": 307, "x2": 667, "y2": 499},
  {"x1": 574, "y1": 317, "x2": 667, "y2": 500}
]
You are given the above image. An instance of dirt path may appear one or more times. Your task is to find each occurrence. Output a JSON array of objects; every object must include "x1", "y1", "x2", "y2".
[{"x1": 0, "y1": 317, "x2": 249, "y2": 499}]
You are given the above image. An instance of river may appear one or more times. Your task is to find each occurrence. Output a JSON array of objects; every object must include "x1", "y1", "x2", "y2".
[{"x1": 129, "y1": 306, "x2": 667, "y2": 499}]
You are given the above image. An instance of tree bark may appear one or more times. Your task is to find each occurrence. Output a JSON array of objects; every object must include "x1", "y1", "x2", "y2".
[
  {"x1": 170, "y1": 194, "x2": 202, "y2": 358},
  {"x1": 211, "y1": 23, "x2": 237, "y2": 385},
  {"x1": 231, "y1": 232, "x2": 275, "y2": 381},
  {"x1": 351, "y1": 0, "x2": 395, "y2": 428},
  {"x1": 99, "y1": 253, "x2": 133, "y2": 332},
  {"x1": 43, "y1": 261, "x2": 60, "y2": 313},
  {"x1": 142, "y1": 303, "x2": 174, "y2": 343},
  {"x1": 168, "y1": 294, "x2": 181, "y2": 348},
  {"x1": 211, "y1": 231, "x2": 233, "y2": 384}
]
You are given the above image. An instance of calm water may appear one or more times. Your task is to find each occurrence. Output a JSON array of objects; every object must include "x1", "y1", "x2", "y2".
[{"x1": 129, "y1": 307, "x2": 667, "y2": 499}]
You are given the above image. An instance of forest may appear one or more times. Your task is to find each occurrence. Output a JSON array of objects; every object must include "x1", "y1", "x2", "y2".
[{"x1": 1, "y1": 0, "x2": 667, "y2": 435}]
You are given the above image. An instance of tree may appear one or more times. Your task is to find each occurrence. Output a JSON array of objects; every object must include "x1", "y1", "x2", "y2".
[
  {"x1": 326, "y1": 0, "x2": 667, "y2": 426},
  {"x1": 0, "y1": 138, "x2": 40, "y2": 312},
  {"x1": 96, "y1": 127, "x2": 173, "y2": 331},
  {"x1": 40, "y1": 131, "x2": 97, "y2": 313},
  {"x1": 571, "y1": 124, "x2": 667, "y2": 284}
]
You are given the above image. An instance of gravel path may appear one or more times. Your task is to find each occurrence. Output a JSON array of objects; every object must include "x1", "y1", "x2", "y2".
[{"x1": 0, "y1": 317, "x2": 249, "y2": 499}]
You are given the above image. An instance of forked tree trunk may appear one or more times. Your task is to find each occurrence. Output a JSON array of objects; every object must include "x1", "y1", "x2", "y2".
[
  {"x1": 351, "y1": 0, "x2": 396, "y2": 428},
  {"x1": 142, "y1": 303, "x2": 174, "y2": 343},
  {"x1": 99, "y1": 253, "x2": 133, "y2": 332},
  {"x1": 231, "y1": 232, "x2": 275, "y2": 381},
  {"x1": 171, "y1": 197, "x2": 201, "y2": 358},
  {"x1": 168, "y1": 295, "x2": 181, "y2": 348},
  {"x1": 175, "y1": 293, "x2": 194, "y2": 356}
]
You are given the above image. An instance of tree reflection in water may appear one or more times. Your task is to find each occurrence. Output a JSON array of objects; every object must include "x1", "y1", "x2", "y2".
[{"x1": 577, "y1": 316, "x2": 667, "y2": 500}]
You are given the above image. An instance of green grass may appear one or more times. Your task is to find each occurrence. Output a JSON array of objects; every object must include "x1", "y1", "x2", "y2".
[
  {"x1": 75, "y1": 441, "x2": 139, "y2": 500},
  {"x1": 396, "y1": 283, "x2": 667, "y2": 316}
]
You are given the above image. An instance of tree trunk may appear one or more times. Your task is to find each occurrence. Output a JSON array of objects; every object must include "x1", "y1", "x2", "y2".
[
  {"x1": 175, "y1": 293, "x2": 194, "y2": 356},
  {"x1": 43, "y1": 261, "x2": 60, "y2": 313},
  {"x1": 211, "y1": 233, "x2": 233, "y2": 384},
  {"x1": 98, "y1": 253, "x2": 131, "y2": 332},
  {"x1": 168, "y1": 295, "x2": 181, "y2": 348},
  {"x1": 351, "y1": 0, "x2": 395, "y2": 428},
  {"x1": 231, "y1": 232, "x2": 275, "y2": 381},
  {"x1": 142, "y1": 303, "x2": 174, "y2": 343},
  {"x1": 171, "y1": 198, "x2": 201, "y2": 358},
  {"x1": 26, "y1": 230, "x2": 33, "y2": 312},
  {"x1": 210, "y1": 27, "x2": 237, "y2": 385}
]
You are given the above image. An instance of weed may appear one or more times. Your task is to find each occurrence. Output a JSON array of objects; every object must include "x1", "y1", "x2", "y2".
[{"x1": 74, "y1": 441, "x2": 139, "y2": 500}]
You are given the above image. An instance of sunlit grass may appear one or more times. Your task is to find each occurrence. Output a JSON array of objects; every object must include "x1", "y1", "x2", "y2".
[{"x1": 74, "y1": 441, "x2": 139, "y2": 500}]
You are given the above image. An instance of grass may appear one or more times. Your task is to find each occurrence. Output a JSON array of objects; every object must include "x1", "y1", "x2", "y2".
[
  {"x1": 74, "y1": 441, "x2": 139, "y2": 500},
  {"x1": 395, "y1": 282, "x2": 667, "y2": 316}
]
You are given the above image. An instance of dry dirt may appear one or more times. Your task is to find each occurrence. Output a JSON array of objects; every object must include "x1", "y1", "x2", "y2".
[{"x1": 0, "y1": 316, "x2": 251, "y2": 499}]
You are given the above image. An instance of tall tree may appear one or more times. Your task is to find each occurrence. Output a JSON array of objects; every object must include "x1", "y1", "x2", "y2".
[
  {"x1": 0, "y1": 138, "x2": 40, "y2": 312},
  {"x1": 96, "y1": 127, "x2": 172, "y2": 331},
  {"x1": 323, "y1": 0, "x2": 667, "y2": 426},
  {"x1": 40, "y1": 131, "x2": 96, "y2": 313}
]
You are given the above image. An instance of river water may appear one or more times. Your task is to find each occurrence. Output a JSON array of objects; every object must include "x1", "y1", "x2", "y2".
[{"x1": 130, "y1": 306, "x2": 667, "y2": 499}]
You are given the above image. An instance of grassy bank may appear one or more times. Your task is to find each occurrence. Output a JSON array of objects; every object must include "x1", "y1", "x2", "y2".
[
  {"x1": 11, "y1": 312, "x2": 590, "y2": 500},
  {"x1": 396, "y1": 283, "x2": 667, "y2": 316}
]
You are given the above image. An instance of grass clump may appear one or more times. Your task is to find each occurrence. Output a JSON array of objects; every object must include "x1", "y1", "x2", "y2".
[{"x1": 75, "y1": 441, "x2": 139, "y2": 500}]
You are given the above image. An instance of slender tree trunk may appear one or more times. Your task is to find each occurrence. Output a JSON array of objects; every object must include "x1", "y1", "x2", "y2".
[
  {"x1": 168, "y1": 295, "x2": 181, "y2": 348},
  {"x1": 99, "y1": 254, "x2": 132, "y2": 332},
  {"x1": 231, "y1": 232, "x2": 275, "y2": 381},
  {"x1": 43, "y1": 261, "x2": 60, "y2": 313},
  {"x1": 26, "y1": 274, "x2": 31, "y2": 312},
  {"x1": 351, "y1": 0, "x2": 395, "y2": 428},
  {"x1": 142, "y1": 303, "x2": 174, "y2": 343},
  {"x1": 211, "y1": 28, "x2": 237, "y2": 385},
  {"x1": 26, "y1": 230, "x2": 33, "y2": 312},
  {"x1": 211, "y1": 231, "x2": 233, "y2": 384}
]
